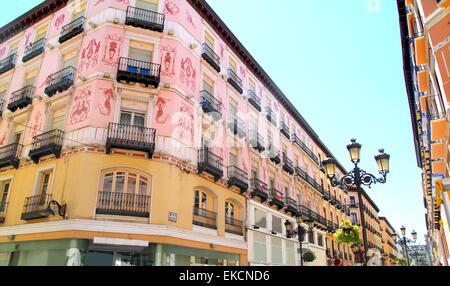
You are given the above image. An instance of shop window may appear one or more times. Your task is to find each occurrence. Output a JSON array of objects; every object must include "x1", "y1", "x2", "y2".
[
  {"x1": 253, "y1": 232, "x2": 266, "y2": 263},
  {"x1": 254, "y1": 208, "x2": 266, "y2": 229},
  {"x1": 271, "y1": 237, "x2": 282, "y2": 264},
  {"x1": 285, "y1": 240, "x2": 296, "y2": 265}
]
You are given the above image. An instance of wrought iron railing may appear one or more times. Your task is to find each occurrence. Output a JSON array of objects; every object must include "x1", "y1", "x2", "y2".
[
  {"x1": 249, "y1": 130, "x2": 265, "y2": 152},
  {"x1": 200, "y1": 90, "x2": 222, "y2": 118},
  {"x1": 225, "y1": 216, "x2": 244, "y2": 236},
  {"x1": 193, "y1": 207, "x2": 217, "y2": 230},
  {"x1": 247, "y1": 89, "x2": 261, "y2": 111},
  {"x1": 96, "y1": 191, "x2": 150, "y2": 218},
  {"x1": 30, "y1": 129, "x2": 64, "y2": 152},
  {"x1": 269, "y1": 188, "x2": 284, "y2": 204},
  {"x1": 265, "y1": 106, "x2": 277, "y2": 126},
  {"x1": 59, "y1": 16, "x2": 85, "y2": 43},
  {"x1": 198, "y1": 148, "x2": 223, "y2": 171},
  {"x1": 44, "y1": 66, "x2": 76, "y2": 96},
  {"x1": 21, "y1": 194, "x2": 51, "y2": 220},
  {"x1": 23, "y1": 38, "x2": 46, "y2": 62},
  {"x1": 202, "y1": 43, "x2": 220, "y2": 72},
  {"x1": 227, "y1": 68, "x2": 243, "y2": 93},
  {"x1": 125, "y1": 6, "x2": 165, "y2": 32},
  {"x1": 0, "y1": 53, "x2": 16, "y2": 74},
  {"x1": 280, "y1": 121, "x2": 290, "y2": 138},
  {"x1": 8, "y1": 85, "x2": 35, "y2": 111},
  {"x1": 228, "y1": 165, "x2": 248, "y2": 185},
  {"x1": 118, "y1": 57, "x2": 160, "y2": 79},
  {"x1": 291, "y1": 133, "x2": 319, "y2": 165},
  {"x1": 282, "y1": 153, "x2": 294, "y2": 174},
  {"x1": 0, "y1": 143, "x2": 22, "y2": 169},
  {"x1": 251, "y1": 177, "x2": 268, "y2": 201},
  {"x1": 227, "y1": 115, "x2": 245, "y2": 138},
  {"x1": 106, "y1": 123, "x2": 156, "y2": 157}
]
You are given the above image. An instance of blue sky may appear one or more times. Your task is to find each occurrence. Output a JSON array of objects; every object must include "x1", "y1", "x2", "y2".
[{"x1": 0, "y1": 1, "x2": 426, "y2": 243}]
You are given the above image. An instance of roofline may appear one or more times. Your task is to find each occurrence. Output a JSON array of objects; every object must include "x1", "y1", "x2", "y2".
[
  {"x1": 396, "y1": 0, "x2": 422, "y2": 168},
  {"x1": 187, "y1": 0, "x2": 348, "y2": 175},
  {"x1": 379, "y1": 216, "x2": 396, "y2": 233}
]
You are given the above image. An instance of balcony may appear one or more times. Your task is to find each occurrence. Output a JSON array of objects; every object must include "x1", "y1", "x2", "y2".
[
  {"x1": 326, "y1": 221, "x2": 334, "y2": 233},
  {"x1": 247, "y1": 89, "x2": 261, "y2": 111},
  {"x1": 292, "y1": 133, "x2": 319, "y2": 165},
  {"x1": 330, "y1": 195, "x2": 338, "y2": 206},
  {"x1": 29, "y1": 129, "x2": 64, "y2": 164},
  {"x1": 280, "y1": 121, "x2": 290, "y2": 139},
  {"x1": 44, "y1": 66, "x2": 76, "y2": 97},
  {"x1": 225, "y1": 216, "x2": 244, "y2": 236},
  {"x1": 0, "y1": 101, "x2": 3, "y2": 118},
  {"x1": 197, "y1": 148, "x2": 224, "y2": 181},
  {"x1": 0, "y1": 54, "x2": 16, "y2": 75},
  {"x1": 193, "y1": 207, "x2": 217, "y2": 230},
  {"x1": 125, "y1": 6, "x2": 165, "y2": 32},
  {"x1": 322, "y1": 190, "x2": 331, "y2": 201},
  {"x1": 117, "y1": 57, "x2": 160, "y2": 88},
  {"x1": 59, "y1": 16, "x2": 85, "y2": 43},
  {"x1": 250, "y1": 178, "x2": 268, "y2": 202},
  {"x1": 200, "y1": 90, "x2": 222, "y2": 120},
  {"x1": 227, "y1": 69, "x2": 243, "y2": 94},
  {"x1": 249, "y1": 130, "x2": 265, "y2": 153},
  {"x1": 7, "y1": 85, "x2": 34, "y2": 112},
  {"x1": 22, "y1": 38, "x2": 45, "y2": 62},
  {"x1": 282, "y1": 153, "x2": 294, "y2": 175},
  {"x1": 265, "y1": 107, "x2": 277, "y2": 127},
  {"x1": 96, "y1": 191, "x2": 150, "y2": 218},
  {"x1": 294, "y1": 165, "x2": 322, "y2": 193},
  {"x1": 268, "y1": 145, "x2": 281, "y2": 165},
  {"x1": 201, "y1": 43, "x2": 220, "y2": 73},
  {"x1": 106, "y1": 123, "x2": 156, "y2": 159},
  {"x1": 0, "y1": 143, "x2": 22, "y2": 169},
  {"x1": 21, "y1": 194, "x2": 52, "y2": 220},
  {"x1": 227, "y1": 116, "x2": 246, "y2": 139},
  {"x1": 299, "y1": 205, "x2": 327, "y2": 228},
  {"x1": 269, "y1": 188, "x2": 284, "y2": 210},
  {"x1": 0, "y1": 201, "x2": 6, "y2": 223},
  {"x1": 227, "y1": 165, "x2": 248, "y2": 193},
  {"x1": 285, "y1": 198, "x2": 299, "y2": 217}
]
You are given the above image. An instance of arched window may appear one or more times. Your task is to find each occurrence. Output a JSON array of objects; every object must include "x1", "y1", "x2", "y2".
[
  {"x1": 225, "y1": 201, "x2": 235, "y2": 222},
  {"x1": 97, "y1": 169, "x2": 151, "y2": 218}
]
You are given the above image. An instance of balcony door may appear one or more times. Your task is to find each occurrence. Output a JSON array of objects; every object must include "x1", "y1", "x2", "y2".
[
  {"x1": 119, "y1": 111, "x2": 145, "y2": 142},
  {"x1": 225, "y1": 201, "x2": 235, "y2": 225},
  {"x1": 128, "y1": 47, "x2": 153, "y2": 74},
  {"x1": 0, "y1": 180, "x2": 10, "y2": 211},
  {"x1": 136, "y1": 0, "x2": 158, "y2": 12}
]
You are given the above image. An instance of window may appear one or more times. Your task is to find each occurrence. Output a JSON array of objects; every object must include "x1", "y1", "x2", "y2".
[
  {"x1": 205, "y1": 31, "x2": 215, "y2": 49},
  {"x1": 272, "y1": 215, "x2": 282, "y2": 233},
  {"x1": 253, "y1": 232, "x2": 266, "y2": 263},
  {"x1": 36, "y1": 170, "x2": 52, "y2": 203},
  {"x1": 249, "y1": 79, "x2": 256, "y2": 93},
  {"x1": 271, "y1": 237, "x2": 282, "y2": 264},
  {"x1": 225, "y1": 201, "x2": 235, "y2": 220},
  {"x1": 129, "y1": 44, "x2": 153, "y2": 63},
  {"x1": 351, "y1": 213, "x2": 358, "y2": 224},
  {"x1": 194, "y1": 190, "x2": 207, "y2": 210},
  {"x1": 51, "y1": 108, "x2": 65, "y2": 131},
  {"x1": 350, "y1": 196, "x2": 356, "y2": 205},
  {"x1": 229, "y1": 58, "x2": 237, "y2": 73},
  {"x1": 202, "y1": 77, "x2": 214, "y2": 95},
  {"x1": 229, "y1": 152, "x2": 237, "y2": 166},
  {"x1": 35, "y1": 24, "x2": 48, "y2": 42},
  {"x1": 285, "y1": 240, "x2": 296, "y2": 265},
  {"x1": 135, "y1": 0, "x2": 158, "y2": 12},
  {"x1": 308, "y1": 231, "x2": 314, "y2": 244},
  {"x1": 254, "y1": 208, "x2": 266, "y2": 228},
  {"x1": 0, "y1": 180, "x2": 11, "y2": 210},
  {"x1": 120, "y1": 111, "x2": 145, "y2": 127},
  {"x1": 71, "y1": 0, "x2": 87, "y2": 19},
  {"x1": 101, "y1": 170, "x2": 149, "y2": 196},
  {"x1": 318, "y1": 233, "x2": 324, "y2": 247}
]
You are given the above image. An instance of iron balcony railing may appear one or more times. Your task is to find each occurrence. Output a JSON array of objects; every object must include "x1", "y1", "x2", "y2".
[
  {"x1": 285, "y1": 197, "x2": 299, "y2": 216},
  {"x1": 247, "y1": 89, "x2": 261, "y2": 111},
  {"x1": 0, "y1": 143, "x2": 22, "y2": 169},
  {"x1": 227, "y1": 116, "x2": 246, "y2": 138},
  {"x1": 125, "y1": 6, "x2": 165, "y2": 32},
  {"x1": 294, "y1": 165, "x2": 322, "y2": 194},
  {"x1": 0, "y1": 53, "x2": 16, "y2": 74},
  {"x1": 29, "y1": 129, "x2": 64, "y2": 163},
  {"x1": 117, "y1": 57, "x2": 161, "y2": 88},
  {"x1": 59, "y1": 16, "x2": 86, "y2": 43},
  {"x1": 200, "y1": 90, "x2": 222, "y2": 119},
  {"x1": 323, "y1": 190, "x2": 331, "y2": 201},
  {"x1": 106, "y1": 123, "x2": 156, "y2": 159},
  {"x1": 193, "y1": 207, "x2": 217, "y2": 230},
  {"x1": 96, "y1": 191, "x2": 150, "y2": 218},
  {"x1": 280, "y1": 121, "x2": 290, "y2": 139},
  {"x1": 282, "y1": 153, "x2": 294, "y2": 175},
  {"x1": 265, "y1": 106, "x2": 277, "y2": 126},
  {"x1": 227, "y1": 69, "x2": 243, "y2": 94},
  {"x1": 249, "y1": 130, "x2": 265, "y2": 153},
  {"x1": 23, "y1": 38, "x2": 46, "y2": 62},
  {"x1": 197, "y1": 148, "x2": 224, "y2": 181},
  {"x1": 202, "y1": 43, "x2": 220, "y2": 72},
  {"x1": 330, "y1": 195, "x2": 338, "y2": 206},
  {"x1": 44, "y1": 66, "x2": 76, "y2": 97},
  {"x1": 250, "y1": 177, "x2": 268, "y2": 202},
  {"x1": 269, "y1": 188, "x2": 284, "y2": 209},
  {"x1": 291, "y1": 133, "x2": 319, "y2": 165},
  {"x1": 268, "y1": 144, "x2": 281, "y2": 164},
  {"x1": 299, "y1": 205, "x2": 327, "y2": 227},
  {"x1": 21, "y1": 194, "x2": 52, "y2": 220},
  {"x1": 227, "y1": 165, "x2": 248, "y2": 193},
  {"x1": 7, "y1": 85, "x2": 35, "y2": 112},
  {"x1": 225, "y1": 216, "x2": 244, "y2": 236}
]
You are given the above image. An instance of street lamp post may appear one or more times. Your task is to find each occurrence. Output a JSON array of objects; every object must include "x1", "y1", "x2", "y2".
[
  {"x1": 285, "y1": 220, "x2": 313, "y2": 266},
  {"x1": 392, "y1": 227, "x2": 417, "y2": 266},
  {"x1": 322, "y1": 139, "x2": 390, "y2": 266}
]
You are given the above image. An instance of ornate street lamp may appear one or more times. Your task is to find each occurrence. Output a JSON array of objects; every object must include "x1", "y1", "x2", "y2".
[
  {"x1": 322, "y1": 139, "x2": 390, "y2": 266},
  {"x1": 285, "y1": 220, "x2": 314, "y2": 266},
  {"x1": 392, "y1": 227, "x2": 417, "y2": 266}
]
